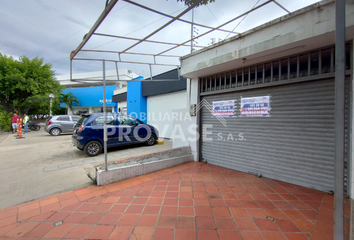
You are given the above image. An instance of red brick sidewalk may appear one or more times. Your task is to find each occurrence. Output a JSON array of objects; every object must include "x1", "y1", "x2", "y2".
[{"x1": 0, "y1": 162, "x2": 350, "y2": 240}]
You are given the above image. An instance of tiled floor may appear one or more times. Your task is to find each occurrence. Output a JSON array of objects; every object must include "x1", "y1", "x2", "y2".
[{"x1": 0, "y1": 162, "x2": 350, "y2": 240}]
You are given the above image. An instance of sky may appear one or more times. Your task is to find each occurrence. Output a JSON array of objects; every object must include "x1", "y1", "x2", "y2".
[{"x1": 0, "y1": 0, "x2": 321, "y2": 79}]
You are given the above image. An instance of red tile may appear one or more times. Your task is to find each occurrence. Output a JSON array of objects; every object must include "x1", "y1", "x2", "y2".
[
  {"x1": 75, "y1": 203, "x2": 97, "y2": 212},
  {"x1": 196, "y1": 217, "x2": 215, "y2": 229},
  {"x1": 118, "y1": 214, "x2": 140, "y2": 225},
  {"x1": 225, "y1": 200, "x2": 242, "y2": 208},
  {"x1": 63, "y1": 212, "x2": 87, "y2": 223},
  {"x1": 64, "y1": 224, "x2": 94, "y2": 239},
  {"x1": 99, "y1": 213, "x2": 122, "y2": 225},
  {"x1": 92, "y1": 203, "x2": 113, "y2": 212},
  {"x1": 179, "y1": 199, "x2": 193, "y2": 206},
  {"x1": 153, "y1": 228, "x2": 174, "y2": 240},
  {"x1": 163, "y1": 198, "x2": 178, "y2": 205},
  {"x1": 273, "y1": 201, "x2": 295, "y2": 209},
  {"x1": 180, "y1": 192, "x2": 193, "y2": 198},
  {"x1": 130, "y1": 226, "x2": 154, "y2": 240},
  {"x1": 156, "y1": 216, "x2": 176, "y2": 228},
  {"x1": 214, "y1": 218, "x2": 236, "y2": 230},
  {"x1": 289, "y1": 201, "x2": 312, "y2": 209},
  {"x1": 299, "y1": 210, "x2": 318, "y2": 220},
  {"x1": 195, "y1": 207, "x2": 213, "y2": 217},
  {"x1": 234, "y1": 218, "x2": 258, "y2": 230},
  {"x1": 126, "y1": 205, "x2": 144, "y2": 214},
  {"x1": 59, "y1": 202, "x2": 81, "y2": 212},
  {"x1": 208, "y1": 192, "x2": 222, "y2": 199},
  {"x1": 282, "y1": 210, "x2": 307, "y2": 219},
  {"x1": 292, "y1": 220, "x2": 314, "y2": 232},
  {"x1": 44, "y1": 223, "x2": 75, "y2": 238},
  {"x1": 151, "y1": 191, "x2": 165, "y2": 197},
  {"x1": 117, "y1": 197, "x2": 133, "y2": 204},
  {"x1": 257, "y1": 201, "x2": 277, "y2": 209},
  {"x1": 254, "y1": 219, "x2": 279, "y2": 231},
  {"x1": 192, "y1": 198, "x2": 208, "y2": 206},
  {"x1": 109, "y1": 204, "x2": 128, "y2": 213},
  {"x1": 23, "y1": 223, "x2": 54, "y2": 238},
  {"x1": 265, "y1": 194, "x2": 284, "y2": 201},
  {"x1": 87, "y1": 225, "x2": 114, "y2": 239},
  {"x1": 275, "y1": 219, "x2": 301, "y2": 232},
  {"x1": 179, "y1": 207, "x2": 195, "y2": 216},
  {"x1": 143, "y1": 206, "x2": 160, "y2": 214},
  {"x1": 229, "y1": 208, "x2": 250, "y2": 218},
  {"x1": 194, "y1": 192, "x2": 208, "y2": 198},
  {"x1": 218, "y1": 230, "x2": 242, "y2": 240},
  {"x1": 17, "y1": 208, "x2": 41, "y2": 221},
  {"x1": 209, "y1": 199, "x2": 226, "y2": 207},
  {"x1": 147, "y1": 198, "x2": 163, "y2": 205},
  {"x1": 263, "y1": 209, "x2": 288, "y2": 219},
  {"x1": 241, "y1": 200, "x2": 260, "y2": 208},
  {"x1": 283, "y1": 232, "x2": 309, "y2": 240},
  {"x1": 212, "y1": 207, "x2": 230, "y2": 217},
  {"x1": 175, "y1": 228, "x2": 196, "y2": 240},
  {"x1": 45, "y1": 212, "x2": 70, "y2": 222},
  {"x1": 262, "y1": 232, "x2": 287, "y2": 240},
  {"x1": 247, "y1": 208, "x2": 267, "y2": 218},
  {"x1": 177, "y1": 216, "x2": 196, "y2": 228},
  {"x1": 310, "y1": 230, "x2": 333, "y2": 240},
  {"x1": 27, "y1": 211, "x2": 55, "y2": 222},
  {"x1": 81, "y1": 212, "x2": 105, "y2": 224},
  {"x1": 137, "y1": 215, "x2": 158, "y2": 226},
  {"x1": 239, "y1": 231, "x2": 264, "y2": 240},
  {"x1": 108, "y1": 226, "x2": 134, "y2": 240},
  {"x1": 197, "y1": 229, "x2": 218, "y2": 240}
]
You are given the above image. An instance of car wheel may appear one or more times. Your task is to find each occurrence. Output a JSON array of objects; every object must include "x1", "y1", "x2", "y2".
[
  {"x1": 84, "y1": 141, "x2": 102, "y2": 157},
  {"x1": 50, "y1": 128, "x2": 61, "y2": 136},
  {"x1": 144, "y1": 134, "x2": 156, "y2": 146}
]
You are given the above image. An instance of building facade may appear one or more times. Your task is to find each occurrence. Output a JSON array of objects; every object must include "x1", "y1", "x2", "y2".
[{"x1": 180, "y1": 0, "x2": 354, "y2": 196}]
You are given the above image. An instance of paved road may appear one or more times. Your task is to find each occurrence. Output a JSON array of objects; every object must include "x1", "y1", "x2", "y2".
[{"x1": 0, "y1": 129, "x2": 171, "y2": 209}]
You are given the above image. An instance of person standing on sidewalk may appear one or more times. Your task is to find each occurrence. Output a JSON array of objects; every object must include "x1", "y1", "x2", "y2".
[
  {"x1": 23, "y1": 114, "x2": 29, "y2": 133},
  {"x1": 11, "y1": 113, "x2": 20, "y2": 134}
]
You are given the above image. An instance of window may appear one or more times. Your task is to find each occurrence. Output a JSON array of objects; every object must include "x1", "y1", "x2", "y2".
[
  {"x1": 118, "y1": 115, "x2": 137, "y2": 126},
  {"x1": 93, "y1": 115, "x2": 116, "y2": 126},
  {"x1": 57, "y1": 116, "x2": 70, "y2": 121},
  {"x1": 72, "y1": 116, "x2": 81, "y2": 122}
]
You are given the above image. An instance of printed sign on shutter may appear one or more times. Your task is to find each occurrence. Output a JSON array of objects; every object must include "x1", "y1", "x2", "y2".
[
  {"x1": 241, "y1": 96, "x2": 270, "y2": 117},
  {"x1": 212, "y1": 100, "x2": 235, "y2": 117}
]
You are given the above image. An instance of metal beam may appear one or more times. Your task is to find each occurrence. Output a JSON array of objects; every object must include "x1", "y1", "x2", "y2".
[
  {"x1": 272, "y1": 0, "x2": 290, "y2": 14},
  {"x1": 334, "y1": 0, "x2": 346, "y2": 239},
  {"x1": 80, "y1": 49, "x2": 185, "y2": 58},
  {"x1": 72, "y1": 57, "x2": 180, "y2": 67},
  {"x1": 121, "y1": 5, "x2": 195, "y2": 53},
  {"x1": 92, "y1": 33, "x2": 205, "y2": 48},
  {"x1": 122, "y1": 0, "x2": 240, "y2": 35},
  {"x1": 70, "y1": 0, "x2": 119, "y2": 59},
  {"x1": 156, "y1": 0, "x2": 273, "y2": 56}
]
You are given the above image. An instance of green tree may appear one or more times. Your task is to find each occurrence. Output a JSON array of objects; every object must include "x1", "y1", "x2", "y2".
[
  {"x1": 0, "y1": 53, "x2": 61, "y2": 115},
  {"x1": 59, "y1": 92, "x2": 79, "y2": 114},
  {"x1": 176, "y1": 0, "x2": 215, "y2": 7}
]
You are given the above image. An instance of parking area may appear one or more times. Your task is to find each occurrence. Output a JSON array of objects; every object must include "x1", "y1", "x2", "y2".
[
  {"x1": 0, "y1": 162, "x2": 350, "y2": 240},
  {"x1": 0, "y1": 129, "x2": 171, "y2": 210}
]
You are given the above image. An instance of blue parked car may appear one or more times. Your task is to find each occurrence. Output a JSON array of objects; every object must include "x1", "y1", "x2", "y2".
[{"x1": 72, "y1": 113, "x2": 159, "y2": 157}]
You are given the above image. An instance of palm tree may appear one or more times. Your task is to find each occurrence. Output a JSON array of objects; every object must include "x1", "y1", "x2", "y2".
[{"x1": 59, "y1": 93, "x2": 79, "y2": 114}]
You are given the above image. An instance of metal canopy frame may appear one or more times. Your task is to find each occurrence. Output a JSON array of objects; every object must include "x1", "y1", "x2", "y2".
[
  {"x1": 68, "y1": 1, "x2": 347, "y2": 239},
  {"x1": 69, "y1": 0, "x2": 291, "y2": 82}
]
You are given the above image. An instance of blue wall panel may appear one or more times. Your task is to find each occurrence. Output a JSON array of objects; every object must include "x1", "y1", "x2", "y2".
[
  {"x1": 60, "y1": 86, "x2": 117, "y2": 109},
  {"x1": 127, "y1": 81, "x2": 147, "y2": 123}
]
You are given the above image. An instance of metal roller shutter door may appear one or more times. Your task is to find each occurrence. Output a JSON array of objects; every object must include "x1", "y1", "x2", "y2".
[{"x1": 200, "y1": 78, "x2": 338, "y2": 192}]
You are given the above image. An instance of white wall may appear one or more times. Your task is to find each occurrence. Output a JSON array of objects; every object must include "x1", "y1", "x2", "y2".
[{"x1": 147, "y1": 91, "x2": 187, "y2": 139}]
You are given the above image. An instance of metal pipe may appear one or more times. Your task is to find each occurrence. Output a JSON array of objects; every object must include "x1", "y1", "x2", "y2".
[
  {"x1": 72, "y1": 58, "x2": 180, "y2": 67},
  {"x1": 121, "y1": 0, "x2": 240, "y2": 35},
  {"x1": 334, "y1": 0, "x2": 346, "y2": 239},
  {"x1": 70, "y1": 0, "x2": 118, "y2": 59},
  {"x1": 103, "y1": 60, "x2": 108, "y2": 171},
  {"x1": 149, "y1": 64, "x2": 153, "y2": 80},
  {"x1": 115, "y1": 62, "x2": 120, "y2": 89},
  {"x1": 191, "y1": 8, "x2": 194, "y2": 53}
]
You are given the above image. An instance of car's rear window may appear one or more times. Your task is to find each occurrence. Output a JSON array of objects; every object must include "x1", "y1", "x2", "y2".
[{"x1": 77, "y1": 116, "x2": 89, "y2": 126}]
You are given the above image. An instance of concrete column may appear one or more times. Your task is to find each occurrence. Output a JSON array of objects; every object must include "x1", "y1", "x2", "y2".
[{"x1": 189, "y1": 78, "x2": 199, "y2": 162}]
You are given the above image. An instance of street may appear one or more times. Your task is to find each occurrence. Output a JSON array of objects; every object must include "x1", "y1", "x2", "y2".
[{"x1": 0, "y1": 128, "x2": 171, "y2": 209}]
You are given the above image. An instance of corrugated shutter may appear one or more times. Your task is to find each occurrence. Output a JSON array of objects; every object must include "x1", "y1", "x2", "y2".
[
  {"x1": 201, "y1": 78, "x2": 339, "y2": 192},
  {"x1": 344, "y1": 77, "x2": 351, "y2": 197}
]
